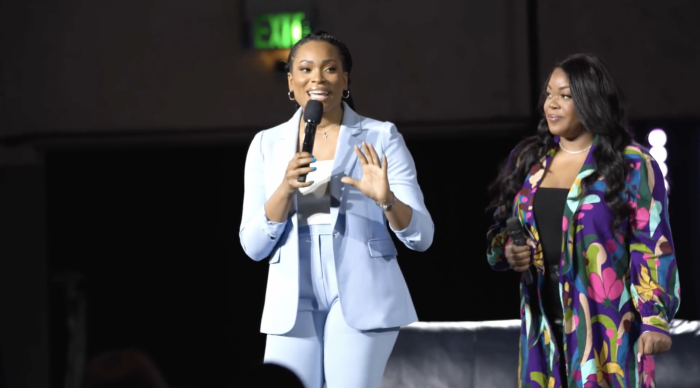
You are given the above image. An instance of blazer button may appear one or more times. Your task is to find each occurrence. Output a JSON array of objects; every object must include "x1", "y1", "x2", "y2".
[{"x1": 333, "y1": 232, "x2": 339, "y2": 238}]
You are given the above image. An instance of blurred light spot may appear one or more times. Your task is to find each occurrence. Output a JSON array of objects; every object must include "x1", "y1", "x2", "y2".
[
  {"x1": 649, "y1": 146, "x2": 667, "y2": 163},
  {"x1": 647, "y1": 128, "x2": 669, "y2": 194},
  {"x1": 648, "y1": 129, "x2": 667, "y2": 147}
]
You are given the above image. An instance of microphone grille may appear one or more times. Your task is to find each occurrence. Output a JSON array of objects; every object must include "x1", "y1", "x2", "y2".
[
  {"x1": 304, "y1": 100, "x2": 324, "y2": 123},
  {"x1": 506, "y1": 217, "x2": 522, "y2": 232}
]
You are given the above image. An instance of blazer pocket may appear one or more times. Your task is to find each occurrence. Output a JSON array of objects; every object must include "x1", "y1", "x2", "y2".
[
  {"x1": 269, "y1": 248, "x2": 281, "y2": 264},
  {"x1": 367, "y1": 238, "x2": 398, "y2": 258}
]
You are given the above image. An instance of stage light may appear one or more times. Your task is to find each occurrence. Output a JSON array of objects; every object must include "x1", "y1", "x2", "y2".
[
  {"x1": 648, "y1": 129, "x2": 667, "y2": 147},
  {"x1": 647, "y1": 128, "x2": 669, "y2": 191},
  {"x1": 649, "y1": 146, "x2": 667, "y2": 163}
]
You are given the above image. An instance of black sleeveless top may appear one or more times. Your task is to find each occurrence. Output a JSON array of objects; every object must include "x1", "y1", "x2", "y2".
[
  {"x1": 533, "y1": 188, "x2": 569, "y2": 269},
  {"x1": 532, "y1": 187, "x2": 569, "y2": 374}
]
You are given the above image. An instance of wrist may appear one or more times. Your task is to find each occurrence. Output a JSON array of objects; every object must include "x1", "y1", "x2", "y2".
[
  {"x1": 375, "y1": 191, "x2": 396, "y2": 211},
  {"x1": 277, "y1": 182, "x2": 295, "y2": 197},
  {"x1": 375, "y1": 191, "x2": 393, "y2": 205}
]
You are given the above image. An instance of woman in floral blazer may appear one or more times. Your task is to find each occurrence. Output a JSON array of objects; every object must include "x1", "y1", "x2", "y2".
[{"x1": 486, "y1": 53, "x2": 680, "y2": 388}]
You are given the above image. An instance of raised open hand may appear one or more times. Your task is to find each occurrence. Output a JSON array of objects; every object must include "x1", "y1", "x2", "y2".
[{"x1": 341, "y1": 141, "x2": 392, "y2": 203}]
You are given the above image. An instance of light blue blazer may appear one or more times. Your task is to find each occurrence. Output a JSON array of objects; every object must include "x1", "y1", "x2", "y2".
[{"x1": 239, "y1": 103, "x2": 434, "y2": 335}]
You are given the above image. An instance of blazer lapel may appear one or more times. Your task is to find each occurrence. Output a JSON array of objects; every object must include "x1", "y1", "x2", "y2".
[
  {"x1": 330, "y1": 102, "x2": 363, "y2": 227},
  {"x1": 275, "y1": 108, "x2": 303, "y2": 212},
  {"x1": 278, "y1": 107, "x2": 303, "y2": 155},
  {"x1": 515, "y1": 150, "x2": 553, "y2": 273},
  {"x1": 513, "y1": 135, "x2": 599, "y2": 276},
  {"x1": 561, "y1": 135, "x2": 598, "y2": 273}
]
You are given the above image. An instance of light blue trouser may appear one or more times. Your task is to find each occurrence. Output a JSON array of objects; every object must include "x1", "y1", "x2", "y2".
[{"x1": 263, "y1": 224, "x2": 399, "y2": 388}]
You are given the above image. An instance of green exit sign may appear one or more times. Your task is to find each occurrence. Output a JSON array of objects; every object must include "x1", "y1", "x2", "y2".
[{"x1": 252, "y1": 12, "x2": 311, "y2": 50}]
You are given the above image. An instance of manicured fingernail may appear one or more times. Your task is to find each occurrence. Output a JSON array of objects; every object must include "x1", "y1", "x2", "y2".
[
  {"x1": 310, "y1": 181, "x2": 315, "y2": 184},
  {"x1": 312, "y1": 167, "x2": 317, "y2": 171},
  {"x1": 311, "y1": 158, "x2": 316, "y2": 162}
]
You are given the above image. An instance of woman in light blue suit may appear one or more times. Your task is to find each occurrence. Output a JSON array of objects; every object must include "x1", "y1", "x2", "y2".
[{"x1": 239, "y1": 31, "x2": 433, "y2": 388}]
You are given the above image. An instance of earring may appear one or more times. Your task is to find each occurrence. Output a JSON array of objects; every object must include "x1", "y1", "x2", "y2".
[
  {"x1": 288, "y1": 91, "x2": 295, "y2": 101},
  {"x1": 342, "y1": 90, "x2": 350, "y2": 99}
]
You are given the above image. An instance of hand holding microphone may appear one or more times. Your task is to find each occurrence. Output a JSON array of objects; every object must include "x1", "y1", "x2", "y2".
[
  {"x1": 281, "y1": 152, "x2": 316, "y2": 194},
  {"x1": 279, "y1": 100, "x2": 324, "y2": 195},
  {"x1": 505, "y1": 217, "x2": 536, "y2": 284}
]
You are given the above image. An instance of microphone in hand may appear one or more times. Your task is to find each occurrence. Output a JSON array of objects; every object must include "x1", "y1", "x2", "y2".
[
  {"x1": 506, "y1": 217, "x2": 535, "y2": 285},
  {"x1": 297, "y1": 100, "x2": 324, "y2": 183}
]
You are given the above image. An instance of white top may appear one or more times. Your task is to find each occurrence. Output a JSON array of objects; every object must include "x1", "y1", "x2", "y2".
[{"x1": 297, "y1": 160, "x2": 334, "y2": 226}]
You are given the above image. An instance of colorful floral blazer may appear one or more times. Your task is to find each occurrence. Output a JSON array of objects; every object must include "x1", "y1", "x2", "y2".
[{"x1": 487, "y1": 137, "x2": 680, "y2": 388}]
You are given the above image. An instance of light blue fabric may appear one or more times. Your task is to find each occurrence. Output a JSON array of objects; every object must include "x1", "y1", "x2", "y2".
[
  {"x1": 238, "y1": 103, "x2": 433, "y2": 334},
  {"x1": 264, "y1": 224, "x2": 399, "y2": 388}
]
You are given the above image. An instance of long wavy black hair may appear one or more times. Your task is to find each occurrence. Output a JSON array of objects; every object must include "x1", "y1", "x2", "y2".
[
  {"x1": 487, "y1": 53, "x2": 634, "y2": 237},
  {"x1": 285, "y1": 30, "x2": 355, "y2": 110}
]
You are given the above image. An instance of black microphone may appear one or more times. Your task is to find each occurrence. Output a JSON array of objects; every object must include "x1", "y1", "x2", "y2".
[
  {"x1": 297, "y1": 100, "x2": 324, "y2": 183},
  {"x1": 506, "y1": 217, "x2": 534, "y2": 285}
]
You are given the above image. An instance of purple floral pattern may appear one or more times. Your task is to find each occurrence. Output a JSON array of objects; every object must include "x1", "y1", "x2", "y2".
[{"x1": 487, "y1": 137, "x2": 680, "y2": 388}]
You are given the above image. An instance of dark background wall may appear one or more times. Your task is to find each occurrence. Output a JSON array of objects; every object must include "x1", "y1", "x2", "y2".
[
  {"x1": 0, "y1": 164, "x2": 47, "y2": 388},
  {"x1": 0, "y1": 1, "x2": 699, "y2": 387},
  {"x1": 2, "y1": 0, "x2": 699, "y2": 139},
  {"x1": 0, "y1": 0, "x2": 530, "y2": 136}
]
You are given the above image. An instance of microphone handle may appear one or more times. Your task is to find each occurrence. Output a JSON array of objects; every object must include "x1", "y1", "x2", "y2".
[
  {"x1": 297, "y1": 123, "x2": 317, "y2": 183},
  {"x1": 511, "y1": 234, "x2": 534, "y2": 285}
]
